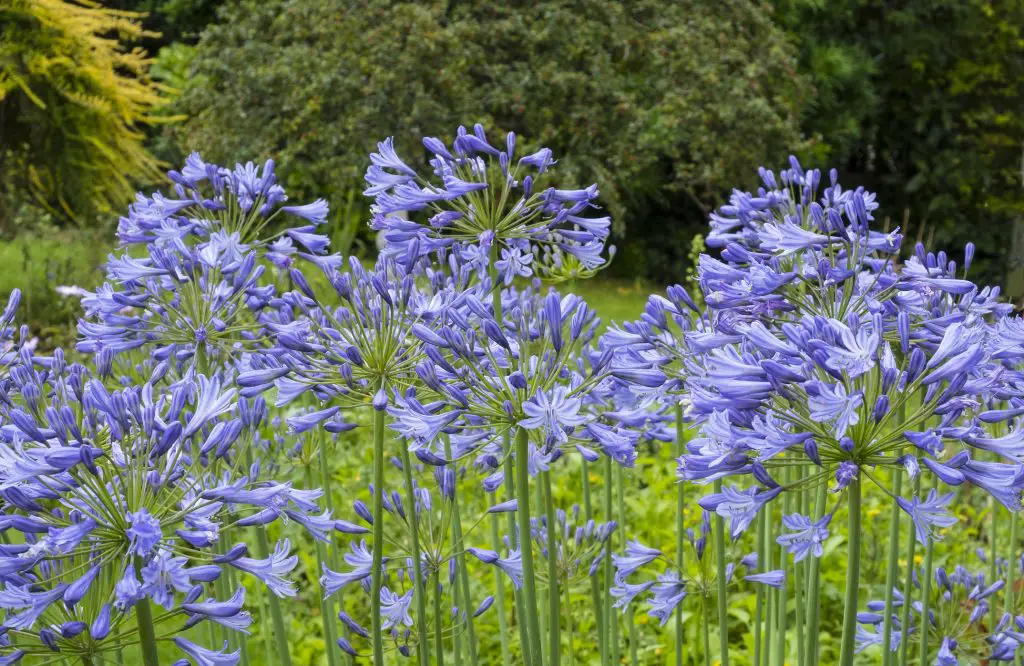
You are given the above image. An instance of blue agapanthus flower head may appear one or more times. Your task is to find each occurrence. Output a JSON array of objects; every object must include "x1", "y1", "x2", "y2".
[
  {"x1": 857, "y1": 558, "x2": 1022, "y2": 663},
  {"x1": 77, "y1": 155, "x2": 331, "y2": 374},
  {"x1": 0, "y1": 359, "x2": 325, "y2": 664},
  {"x1": 365, "y1": 124, "x2": 612, "y2": 282},
  {"x1": 678, "y1": 155, "x2": 1024, "y2": 546},
  {"x1": 387, "y1": 279, "x2": 660, "y2": 478},
  {"x1": 610, "y1": 508, "x2": 773, "y2": 626},
  {"x1": 252, "y1": 255, "x2": 427, "y2": 411}
]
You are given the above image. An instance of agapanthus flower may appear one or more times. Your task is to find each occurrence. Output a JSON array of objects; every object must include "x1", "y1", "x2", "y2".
[
  {"x1": 393, "y1": 281, "x2": 660, "y2": 475},
  {"x1": 776, "y1": 513, "x2": 832, "y2": 562},
  {"x1": 0, "y1": 361, "x2": 325, "y2": 664},
  {"x1": 77, "y1": 155, "x2": 330, "y2": 373},
  {"x1": 679, "y1": 156, "x2": 1024, "y2": 552},
  {"x1": 674, "y1": 157, "x2": 1024, "y2": 666},
  {"x1": 255, "y1": 256, "x2": 427, "y2": 410},
  {"x1": 366, "y1": 124, "x2": 612, "y2": 280},
  {"x1": 857, "y1": 558, "x2": 1021, "y2": 663},
  {"x1": 896, "y1": 489, "x2": 959, "y2": 542},
  {"x1": 610, "y1": 507, "x2": 768, "y2": 629}
]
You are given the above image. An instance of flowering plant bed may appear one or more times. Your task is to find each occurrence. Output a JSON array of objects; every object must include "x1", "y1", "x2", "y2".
[{"x1": 0, "y1": 126, "x2": 1022, "y2": 666}]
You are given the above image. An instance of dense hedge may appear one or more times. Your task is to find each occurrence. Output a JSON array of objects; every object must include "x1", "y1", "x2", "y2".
[{"x1": 176, "y1": 0, "x2": 807, "y2": 279}]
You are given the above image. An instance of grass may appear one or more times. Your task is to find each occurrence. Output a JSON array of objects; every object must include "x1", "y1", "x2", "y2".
[
  {"x1": 0, "y1": 229, "x2": 660, "y2": 351},
  {"x1": 0, "y1": 226, "x2": 108, "y2": 347},
  {"x1": 572, "y1": 276, "x2": 655, "y2": 327}
]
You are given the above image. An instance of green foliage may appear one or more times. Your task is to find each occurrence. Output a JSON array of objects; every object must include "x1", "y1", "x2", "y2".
[
  {"x1": 0, "y1": 224, "x2": 108, "y2": 348},
  {"x1": 105, "y1": 0, "x2": 223, "y2": 43},
  {"x1": 777, "y1": 0, "x2": 1024, "y2": 287},
  {"x1": 177, "y1": 0, "x2": 806, "y2": 278},
  {"x1": 150, "y1": 41, "x2": 197, "y2": 91},
  {"x1": 0, "y1": 0, "x2": 170, "y2": 221}
]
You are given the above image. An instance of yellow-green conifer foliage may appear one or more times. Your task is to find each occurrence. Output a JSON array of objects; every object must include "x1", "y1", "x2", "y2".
[{"x1": 0, "y1": 0, "x2": 167, "y2": 220}]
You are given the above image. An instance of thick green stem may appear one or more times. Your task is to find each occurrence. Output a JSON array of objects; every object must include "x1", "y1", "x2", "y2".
[
  {"x1": 133, "y1": 575, "x2": 161, "y2": 666},
  {"x1": 772, "y1": 472, "x2": 788, "y2": 666},
  {"x1": 434, "y1": 572, "x2": 446, "y2": 666},
  {"x1": 490, "y1": 249, "x2": 531, "y2": 665},
  {"x1": 489, "y1": 491, "x2": 513, "y2": 666},
  {"x1": 615, "y1": 465, "x2": 638, "y2": 666},
  {"x1": 839, "y1": 479, "x2": 862, "y2": 666},
  {"x1": 564, "y1": 573, "x2": 576, "y2": 666},
  {"x1": 754, "y1": 512, "x2": 766, "y2": 666},
  {"x1": 763, "y1": 494, "x2": 774, "y2": 664},
  {"x1": 603, "y1": 455, "x2": 619, "y2": 666},
  {"x1": 370, "y1": 406, "x2": 386, "y2": 666},
  {"x1": 919, "y1": 515, "x2": 936, "y2": 666},
  {"x1": 881, "y1": 471, "x2": 903, "y2": 666},
  {"x1": 1008, "y1": 511, "x2": 1019, "y2": 614},
  {"x1": 804, "y1": 482, "x2": 828, "y2": 663},
  {"x1": 260, "y1": 588, "x2": 275, "y2": 666},
  {"x1": 454, "y1": 582, "x2": 465, "y2": 666},
  {"x1": 674, "y1": 405, "x2": 686, "y2": 666},
  {"x1": 543, "y1": 471, "x2": 560, "y2": 665},
  {"x1": 400, "y1": 446, "x2": 430, "y2": 666},
  {"x1": 506, "y1": 451, "x2": 533, "y2": 666},
  {"x1": 320, "y1": 440, "x2": 352, "y2": 666},
  {"x1": 515, "y1": 427, "x2": 545, "y2": 666},
  {"x1": 701, "y1": 593, "x2": 712, "y2": 666},
  {"x1": 793, "y1": 546, "x2": 804, "y2": 666},
  {"x1": 305, "y1": 464, "x2": 339, "y2": 666},
  {"x1": 581, "y1": 460, "x2": 605, "y2": 663},
  {"x1": 991, "y1": 496, "x2": 1000, "y2": 599},
  {"x1": 535, "y1": 480, "x2": 548, "y2": 664},
  {"x1": 443, "y1": 437, "x2": 479, "y2": 666},
  {"x1": 793, "y1": 468, "x2": 806, "y2": 666},
  {"x1": 898, "y1": 476, "x2": 921, "y2": 666},
  {"x1": 712, "y1": 479, "x2": 730, "y2": 666}
]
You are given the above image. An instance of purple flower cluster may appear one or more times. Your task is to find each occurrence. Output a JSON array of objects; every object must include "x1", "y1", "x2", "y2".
[
  {"x1": 78, "y1": 154, "x2": 330, "y2": 374},
  {"x1": 857, "y1": 559, "x2": 1024, "y2": 662},
  {"x1": 665, "y1": 157, "x2": 1024, "y2": 545},
  {"x1": 0, "y1": 350, "x2": 330, "y2": 663},
  {"x1": 321, "y1": 458, "x2": 494, "y2": 657},
  {"x1": 366, "y1": 125, "x2": 612, "y2": 282},
  {"x1": 610, "y1": 509, "x2": 782, "y2": 627}
]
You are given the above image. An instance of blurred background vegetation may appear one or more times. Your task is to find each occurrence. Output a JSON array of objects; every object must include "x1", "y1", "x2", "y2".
[{"x1": 1, "y1": 0, "x2": 1022, "y2": 338}]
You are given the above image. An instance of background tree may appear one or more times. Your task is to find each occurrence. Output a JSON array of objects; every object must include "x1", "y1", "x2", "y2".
[
  {"x1": 778, "y1": 0, "x2": 1024, "y2": 291},
  {"x1": 0, "y1": 0, "x2": 168, "y2": 225},
  {"x1": 177, "y1": 0, "x2": 807, "y2": 280}
]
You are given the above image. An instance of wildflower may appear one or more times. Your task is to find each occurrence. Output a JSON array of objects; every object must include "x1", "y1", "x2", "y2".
[
  {"x1": 0, "y1": 364, "x2": 325, "y2": 662},
  {"x1": 745, "y1": 570, "x2": 786, "y2": 588},
  {"x1": 78, "y1": 154, "x2": 329, "y2": 371},
  {"x1": 776, "y1": 513, "x2": 832, "y2": 562},
  {"x1": 612, "y1": 540, "x2": 662, "y2": 580},
  {"x1": 699, "y1": 486, "x2": 782, "y2": 539},
  {"x1": 647, "y1": 570, "x2": 687, "y2": 625},
  {"x1": 519, "y1": 386, "x2": 587, "y2": 445},
  {"x1": 365, "y1": 124, "x2": 612, "y2": 278},
  {"x1": 896, "y1": 490, "x2": 959, "y2": 542},
  {"x1": 173, "y1": 637, "x2": 240, "y2": 666}
]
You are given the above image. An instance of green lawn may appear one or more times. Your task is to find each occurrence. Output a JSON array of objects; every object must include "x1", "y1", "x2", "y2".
[{"x1": 572, "y1": 277, "x2": 654, "y2": 328}]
